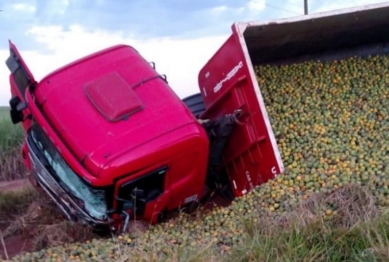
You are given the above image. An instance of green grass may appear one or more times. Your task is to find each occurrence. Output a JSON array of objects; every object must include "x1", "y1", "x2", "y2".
[
  {"x1": 228, "y1": 214, "x2": 389, "y2": 262},
  {"x1": 0, "y1": 188, "x2": 38, "y2": 224},
  {"x1": 0, "y1": 120, "x2": 24, "y2": 153},
  {"x1": 0, "y1": 107, "x2": 9, "y2": 120},
  {"x1": 0, "y1": 106, "x2": 23, "y2": 151},
  {"x1": 0, "y1": 106, "x2": 25, "y2": 181}
]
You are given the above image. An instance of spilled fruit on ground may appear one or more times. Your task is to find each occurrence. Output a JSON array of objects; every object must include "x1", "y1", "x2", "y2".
[
  {"x1": 10, "y1": 54, "x2": 389, "y2": 261},
  {"x1": 256, "y1": 54, "x2": 389, "y2": 212}
]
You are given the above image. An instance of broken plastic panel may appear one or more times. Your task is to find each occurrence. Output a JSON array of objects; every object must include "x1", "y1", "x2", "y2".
[{"x1": 30, "y1": 126, "x2": 107, "y2": 219}]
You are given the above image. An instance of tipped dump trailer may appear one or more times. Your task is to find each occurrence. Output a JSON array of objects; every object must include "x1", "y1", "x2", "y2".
[
  {"x1": 5, "y1": 2, "x2": 389, "y2": 232},
  {"x1": 198, "y1": 2, "x2": 389, "y2": 196},
  {"x1": 5, "y1": 39, "x2": 282, "y2": 231}
]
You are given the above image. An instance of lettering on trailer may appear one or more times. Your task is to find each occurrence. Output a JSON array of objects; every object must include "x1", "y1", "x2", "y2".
[
  {"x1": 245, "y1": 170, "x2": 254, "y2": 190},
  {"x1": 271, "y1": 166, "x2": 278, "y2": 177},
  {"x1": 213, "y1": 61, "x2": 243, "y2": 93},
  {"x1": 242, "y1": 167, "x2": 278, "y2": 195},
  {"x1": 202, "y1": 87, "x2": 207, "y2": 97}
]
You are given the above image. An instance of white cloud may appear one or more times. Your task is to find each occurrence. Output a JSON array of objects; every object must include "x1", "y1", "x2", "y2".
[
  {"x1": 63, "y1": 0, "x2": 70, "y2": 7},
  {"x1": 37, "y1": 0, "x2": 69, "y2": 17},
  {"x1": 313, "y1": 0, "x2": 386, "y2": 13},
  {"x1": 12, "y1": 3, "x2": 36, "y2": 12},
  {"x1": 0, "y1": 25, "x2": 228, "y2": 106},
  {"x1": 246, "y1": 0, "x2": 266, "y2": 12},
  {"x1": 209, "y1": 5, "x2": 228, "y2": 15}
]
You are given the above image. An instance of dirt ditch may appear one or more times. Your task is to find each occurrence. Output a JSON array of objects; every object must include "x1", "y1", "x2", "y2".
[{"x1": 0, "y1": 178, "x2": 230, "y2": 260}]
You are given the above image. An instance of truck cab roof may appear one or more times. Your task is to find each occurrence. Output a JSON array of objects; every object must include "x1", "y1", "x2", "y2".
[{"x1": 30, "y1": 45, "x2": 205, "y2": 184}]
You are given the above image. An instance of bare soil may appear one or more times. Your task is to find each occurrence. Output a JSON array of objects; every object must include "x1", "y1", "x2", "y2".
[{"x1": 0, "y1": 234, "x2": 32, "y2": 261}]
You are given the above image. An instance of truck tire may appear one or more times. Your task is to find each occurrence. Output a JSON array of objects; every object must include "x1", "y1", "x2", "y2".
[{"x1": 182, "y1": 93, "x2": 205, "y2": 119}]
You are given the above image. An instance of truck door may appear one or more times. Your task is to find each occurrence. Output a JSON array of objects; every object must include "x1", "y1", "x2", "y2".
[{"x1": 5, "y1": 40, "x2": 36, "y2": 130}]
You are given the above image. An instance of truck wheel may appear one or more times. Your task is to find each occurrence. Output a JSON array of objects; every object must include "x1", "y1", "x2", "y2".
[{"x1": 182, "y1": 93, "x2": 205, "y2": 119}]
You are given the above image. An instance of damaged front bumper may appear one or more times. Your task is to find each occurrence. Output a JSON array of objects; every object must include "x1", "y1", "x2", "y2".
[{"x1": 26, "y1": 138, "x2": 112, "y2": 227}]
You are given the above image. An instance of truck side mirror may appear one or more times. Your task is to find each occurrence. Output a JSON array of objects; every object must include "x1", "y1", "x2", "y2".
[
  {"x1": 10, "y1": 109, "x2": 23, "y2": 124},
  {"x1": 9, "y1": 96, "x2": 25, "y2": 124}
]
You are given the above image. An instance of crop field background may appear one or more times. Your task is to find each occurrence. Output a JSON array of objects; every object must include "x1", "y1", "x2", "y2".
[
  {"x1": 2, "y1": 54, "x2": 389, "y2": 261},
  {"x1": 0, "y1": 107, "x2": 8, "y2": 119},
  {"x1": 0, "y1": 106, "x2": 95, "y2": 260},
  {"x1": 0, "y1": 106, "x2": 25, "y2": 182}
]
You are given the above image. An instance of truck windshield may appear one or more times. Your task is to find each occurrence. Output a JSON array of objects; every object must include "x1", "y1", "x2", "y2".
[{"x1": 30, "y1": 124, "x2": 107, "y2": 220}]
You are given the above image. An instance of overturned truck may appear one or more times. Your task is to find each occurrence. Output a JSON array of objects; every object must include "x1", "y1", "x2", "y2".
[{"x1": 5, "y1": 2, "x2": 389, "y2": 232}]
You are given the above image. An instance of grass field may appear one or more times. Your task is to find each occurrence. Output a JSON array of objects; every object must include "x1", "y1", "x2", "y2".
[
  {"x1": 0, "y1": 107, "x2": 9, "y2": 120},
  {"x1": 0, "y1": 106, "x2": 25, "y2": 181}
]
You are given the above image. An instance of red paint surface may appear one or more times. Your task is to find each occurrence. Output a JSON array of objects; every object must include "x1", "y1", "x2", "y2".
[
  {"x1": 8, "y1": 43, "x2": 209, "y2": 223},
  {"x1": 198, "y1": 31, "x2": 283, "y2": 197}
]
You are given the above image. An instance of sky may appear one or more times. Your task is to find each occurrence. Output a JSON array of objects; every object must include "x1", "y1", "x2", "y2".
[{"x1": 0, "y1": 0, "x2": 387, "y2": 106}]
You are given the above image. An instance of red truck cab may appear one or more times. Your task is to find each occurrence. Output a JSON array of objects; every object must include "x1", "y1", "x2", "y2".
[{"x1": 6, "y1": 42, "x2": 209, "y2": 228}]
